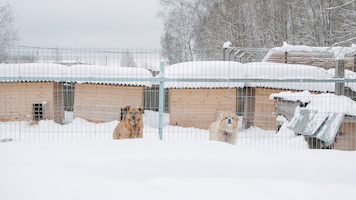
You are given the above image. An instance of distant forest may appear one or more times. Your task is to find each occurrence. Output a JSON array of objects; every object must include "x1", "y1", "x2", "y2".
[{"x1": 158, "y1": 0, "x2": 356, "y2": 64}]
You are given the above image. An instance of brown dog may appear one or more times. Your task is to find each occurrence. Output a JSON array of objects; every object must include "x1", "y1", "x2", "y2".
[
  {"x1": 113, "y1": 106, "x2": 144, "y2": 139},
  {"x1": 209, "y1": 111, "x2": 239, "y2": 145}
]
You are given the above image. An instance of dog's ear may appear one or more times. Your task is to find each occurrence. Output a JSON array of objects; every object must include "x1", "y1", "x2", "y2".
[
  {"x1": 139, "y1": 108, "x2": 144, "y2": 114},
  {"x1": 121, "y1": 106, "x2": 131, "y2": 121},
  {"x1": 217, "y1": 111, "x2": 225, "y2": 121},
  {"x1": 235, "y1": 114, "x2": 239, "y2": 121},
  {"x1": 120, "y1": 108, "x2": 124, "y2": 121}
]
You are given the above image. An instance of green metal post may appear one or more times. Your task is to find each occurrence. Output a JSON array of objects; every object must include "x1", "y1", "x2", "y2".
[{"x1": 158, "y1": 62, "x2": 165, "y2": 140}]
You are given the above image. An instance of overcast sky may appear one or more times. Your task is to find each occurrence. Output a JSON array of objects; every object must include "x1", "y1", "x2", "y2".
[{"x1": 8, "y1": 0, "x2": 163, "y2": 48}]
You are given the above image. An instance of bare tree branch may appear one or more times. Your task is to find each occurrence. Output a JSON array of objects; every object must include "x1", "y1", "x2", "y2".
[{"x1": 327, "y1": 0, "x2": 356, "y2": 10}]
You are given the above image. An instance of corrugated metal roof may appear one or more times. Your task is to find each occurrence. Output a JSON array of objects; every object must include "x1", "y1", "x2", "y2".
[
  {"x1": 288, "y1": 110, "x2": 345, "y2": 144},
  {"x1": 0, "y1": 63, "x2": 154, "y2": 87}
]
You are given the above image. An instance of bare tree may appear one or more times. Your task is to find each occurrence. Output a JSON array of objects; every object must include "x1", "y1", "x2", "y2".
[
  {"x1": 327, "y1": 0, "x2": 356, "y2": 46},
  {"x1": 157, "y1": 0, "x2": 196, "y2": 64},
  {"x1": 0, "y1": 2, "x2": 19, "y2": 62},
  {"x1": 157, "y1": 0, "x2": 356, "y2": 63},
  {"x1": 121, "y1": 49, "x2": 137, "y2": 67}
]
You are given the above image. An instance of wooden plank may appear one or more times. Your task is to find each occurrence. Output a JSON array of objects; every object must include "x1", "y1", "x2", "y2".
[
  {"x1": 73, "y1": 83, "x2": 146, "y2": 123},
  {"x1": 170, "y1": 88, "x2": 237, "y2": 129}
]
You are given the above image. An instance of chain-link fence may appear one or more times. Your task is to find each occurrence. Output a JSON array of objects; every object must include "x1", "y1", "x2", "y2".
[{"x1": 1, "y1": 45, "x2": 355, "y2": 150}]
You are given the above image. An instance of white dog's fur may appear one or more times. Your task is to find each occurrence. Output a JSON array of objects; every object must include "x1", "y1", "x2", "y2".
[{"x1": 209, "y1": 111, "x2": 239, "y2": 145}]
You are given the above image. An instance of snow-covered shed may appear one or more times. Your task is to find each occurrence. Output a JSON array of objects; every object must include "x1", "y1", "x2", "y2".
[
  {"x1": 0, "y1": 63, "x2": 153, "y2": 124},
  {"x1": 164, "y1": 61, "x2": 352, "y2": 131},
  {"x1": 69, "y1": 65, "x2": 153, "y2": 123},
  {"x1": 263, "y1": 42, "x2": 356, "y2": 71},
  {"x1": 240, "y1": 62, "x2": 338, "y2": 130},
  {"x1": 0, "y1": 63, "x2": 66, "y2": 124},
  {"x1": 165, "y1": 62, "x2": 243, "y2": 129},
  {"x1": 270, "y1": 91, "x2": 356, "y2": 151}
]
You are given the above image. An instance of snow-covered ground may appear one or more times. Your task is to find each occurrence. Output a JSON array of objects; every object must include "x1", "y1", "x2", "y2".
[
  {"x1": 1, "y1": 136, "x2": 356, "y2": 200},
  {"x1": 0, "y1": 110, "x2": 307, "y2": 149},
  {"x1": 1, "y1": 110, "x2": 356, "y2": 200}
]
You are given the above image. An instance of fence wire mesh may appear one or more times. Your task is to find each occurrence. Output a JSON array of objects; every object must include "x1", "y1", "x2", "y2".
[{"x1": 1, "y1": 45, "x2": 355, "y2": 150}]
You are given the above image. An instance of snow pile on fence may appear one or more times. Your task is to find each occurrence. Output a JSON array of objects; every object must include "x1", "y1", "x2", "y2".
[{"x1": 0, "y1": 63, "x2": 153, "y2": 87}]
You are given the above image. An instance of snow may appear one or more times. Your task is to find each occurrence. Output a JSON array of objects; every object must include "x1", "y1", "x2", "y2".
[
  {"x1": 0, "y1": 110, "x2": 305, "y2": 148},
  {"x1": 1, "y1": 110, "x2": 356, "y2": 199},
  {"x1": 1, "y1": 134, "x2": 356, "y2": 199},
  {"x1": 269, "y1": 91, "x2": 356, "y2": 116},
  {"x1": 327, "y1": 68, "x2": 356, "y2": 92},
  {"x1": 164, "y1": 61, "x2": 244, "y2": 89},
  {"x1": 223, "y1": 41, "x2": 232, "y2": 48},
  {"x1": 270, "y1": 91, "x2": 356, "y2": 143},
  {"x1": 0, "y1": 63, "x2": 153, "y2": 87},
  {"x1": 262, "y1": 42, "x2": 356, "y2": 62},
  {"x1": 2, "y1": 61, "x2": 355, "y2": 93},
  {"x1": 164, "y1": 61, "x2": 338, "y2": 92}
]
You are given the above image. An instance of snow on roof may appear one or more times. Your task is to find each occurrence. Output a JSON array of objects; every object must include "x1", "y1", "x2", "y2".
[
  {"x1": 0, "y1": 63, "x2": 153, "y2": 87},
  {"x1": 164, "y1": 61, "x2": 244, "y2": 89},
  {"x1": 271, "y1": 90, "x2": 356, "y2": 143},
  {"x1": 164, "y1": 61, "x2": 339, "y2": 92},
  {"x1": 242, "y1": 62, "x2": 334, "y2": 91},
  {"x1": 269, "y1": 90, "x2": 356, "y2": 116},
  {"x1": 262, "y1": 42, "x2": 356, "y2": 62}
]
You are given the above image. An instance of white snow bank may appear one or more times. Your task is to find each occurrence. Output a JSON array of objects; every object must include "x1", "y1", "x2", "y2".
[
  {"x1": 1, "y1": 110, "x2": 307, "y2": 149},
  {"x1": 1, "y1": 139, "x2": 356, "y2": 200},
  {"x1": 270, "y1": 91, "x2": 356, "y2": 116},
  {"x1": 0, "y1": 63, "x2": 153, "y2": 87}
]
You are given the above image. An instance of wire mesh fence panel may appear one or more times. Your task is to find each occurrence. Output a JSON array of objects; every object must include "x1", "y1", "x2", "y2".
[{"x1": 1, "y1": 45, "x2": 356, "y2": 150}]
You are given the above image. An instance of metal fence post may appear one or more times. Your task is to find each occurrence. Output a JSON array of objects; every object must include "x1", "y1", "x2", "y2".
[
  {"x1": 335, "y1": 59, "x2": 345, "y2": 96},
  {"x1": 158, "y1": 62, "x2": 165, "y2": 140}
]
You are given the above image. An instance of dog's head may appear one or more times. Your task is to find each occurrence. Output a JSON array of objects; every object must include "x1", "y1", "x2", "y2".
[
  {"x1": 217, "y1": 111, "x2": 239, "y2": 130},
  {"x1": 122, "y1": 106, "x2": 144, "y2": 126}
]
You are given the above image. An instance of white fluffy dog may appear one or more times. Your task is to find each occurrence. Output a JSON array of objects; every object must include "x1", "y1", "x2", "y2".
[{"x1": 209, "y1": 111, "x2": 239, "y2": 145}]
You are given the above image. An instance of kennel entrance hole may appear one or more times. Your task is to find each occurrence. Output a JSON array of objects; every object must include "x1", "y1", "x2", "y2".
[{"x1": 33, "y1": 103, "x2": 43, "y2": 121}]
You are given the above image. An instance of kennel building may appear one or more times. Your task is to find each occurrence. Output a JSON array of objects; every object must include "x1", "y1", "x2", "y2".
[
  {"x1": 69, "y1": 64, "x2": 153, "y2": 123},
  {"x1": 0, "y1": 63, "x2": 66, "y2": 124},
  {"x1": 73, "y1": 84, "x2": 148, "y2": 123},
  {"x1": 164, "y1": 61, "x2": 348, "y2": 131},
  {"x1": 272, "y1": 91, "x2": 356, "y2": 151},
  {"x1": 0, "y1": 63, "x2": 153, "y2": 124},
  {"x1": 164, "y1": 61, "x2": 242, "y2": 130}
]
